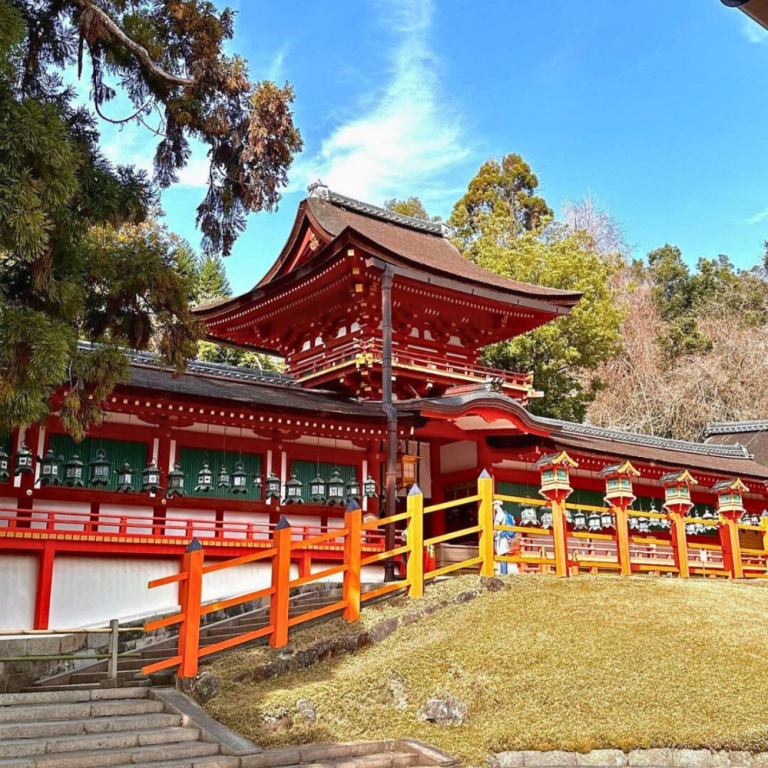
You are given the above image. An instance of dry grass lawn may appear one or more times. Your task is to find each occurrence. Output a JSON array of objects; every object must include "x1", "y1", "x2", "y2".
[{"x1": 205, "y1": 575, "x2": 768, "y2": 765}]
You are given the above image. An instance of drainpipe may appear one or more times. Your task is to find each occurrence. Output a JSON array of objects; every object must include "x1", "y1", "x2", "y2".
[{"x1": 381, "y1": 266, "x2": 398, "y2": 581}]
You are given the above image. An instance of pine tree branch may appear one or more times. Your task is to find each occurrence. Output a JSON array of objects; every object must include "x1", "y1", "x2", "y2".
[{"x1": 72, "y1": 0, "x2": 196, "y2": 88}]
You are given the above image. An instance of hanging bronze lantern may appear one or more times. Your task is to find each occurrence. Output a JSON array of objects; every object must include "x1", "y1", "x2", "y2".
[
  {"x1": 265, "y1": 470, "x2": 281, "y2": 499},
  {"x1": 39, "y1": 449, "x2": 63, "y2": 486},
  {"x1": 363, "y1": 475, "x2": 377, "y2": 499},
  {"x1": 64, "y1": 453, "x2": 85, "y2": 488},
  {"x1": 253, "y1": 472, "x2": 263, "y2": 500},
  {"x1": 346, "y1": 472, "x2": 361, "y2": 505},
  {"x1": 116, "y1": 461, "x2": 134, "y2": 492},
  {"x1": 309, "y1": 472, "x2": 327, "y2": 504},
  {"x1": 326, "y1": 467, "x2": 345, "y2": 506},
  {"x1": 284, "y1": 471, "x2": 303, "y2": 504},
  {"x1": 195, "y1": 462, "x2": 214, "y2": 493},
  {"x1": 0, "y1": 446, "x2": 9, "y2": 483},
  {"x1": 141, "y1": 459, "x2": 163, "y2": 494},
  {"x1": 89, "y1": 449, "x2": 111, "y2": 488},
  {"x1": 167, "y1": 463, "x2": 186, "y2": 498},
  {"x1": 230, "y1": 462, "x2": 249, "y2": 495},
  {"x1": 14, "y1": 442, "x2": 33, "y2": 476},
  {"x1": 217, "y1": 464, "x2": 231, "y2": 490}
]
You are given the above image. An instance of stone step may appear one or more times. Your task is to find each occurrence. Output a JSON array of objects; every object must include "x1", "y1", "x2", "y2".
[
  {"x1": 0, "y1": 689, "x2": 148, "y2": 707},
  {"x1": 0, "y1": 726, "x2": 200, "y2": 759},
  {"x1": 302, "y1": 755, "x2": 420, "y2": 768},
  {"x1": 67, "y1": 670, "x2": 140, "y2": 686},
  {"x1": 0, "y1": 699, "x2": 164, "y2": 724},
  {"x1": 0, "y1": 713, "x2": 182, "y2": 741},
  {"x1": 112, "y1": 756, "x2": 239, "y2": 768},
  {"x1": 28, "y1": 739, "x2": 220, "y2": 768},
  {"x1": 24, "y1": 682, "x2": 150, "y2": 694}
]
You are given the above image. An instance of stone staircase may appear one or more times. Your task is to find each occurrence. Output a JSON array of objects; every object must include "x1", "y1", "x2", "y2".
[
  {"x1": 0, "y1": 686, "x2": 239, "y2": 767},
  {"x1": 0, "y1": 687, "x2": 457, "y2": 768},
  {"x1": 29, "y1": 584, "x2": 385, "y2": 692}
]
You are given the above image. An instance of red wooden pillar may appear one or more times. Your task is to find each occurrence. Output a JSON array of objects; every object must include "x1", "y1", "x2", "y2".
[{"x1": 34, "y1": 543, "x2": 55, "y2": 630}]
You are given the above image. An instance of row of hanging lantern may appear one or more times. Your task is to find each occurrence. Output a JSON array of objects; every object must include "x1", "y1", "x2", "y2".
[
  {"x1": 515, "y1": 501, "x2": 729, "y2": 535},
  {"x1": 285, "y1": 468, "x2": 377, "y2": 506}
]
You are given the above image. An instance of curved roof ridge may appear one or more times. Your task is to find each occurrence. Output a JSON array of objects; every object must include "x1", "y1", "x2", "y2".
[{"x1": 705, "y1": 420, "x2": 768, "y2": 436}]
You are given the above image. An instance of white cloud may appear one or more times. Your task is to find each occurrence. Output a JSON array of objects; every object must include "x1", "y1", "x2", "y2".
[
  {"x1": 743, "y1": 206, "x2": 768, "y2": 225},
  {"x1": 742, "y1": 19, "x2": 768, "y2": 44},
  {"x1": 291, "y1": 0, "x2": 470, "y2": 206}
]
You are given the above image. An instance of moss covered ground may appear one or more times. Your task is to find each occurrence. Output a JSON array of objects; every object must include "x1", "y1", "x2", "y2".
[{"x1": 205, "y1": 575, "x2": 768, "y2": 765}]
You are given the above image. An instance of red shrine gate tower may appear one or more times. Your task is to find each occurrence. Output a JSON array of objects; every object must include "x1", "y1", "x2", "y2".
[{"x1": 194, "y1": 184, "x2": 582, "y2": 403}]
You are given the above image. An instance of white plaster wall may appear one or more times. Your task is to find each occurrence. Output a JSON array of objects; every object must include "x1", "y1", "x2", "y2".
[
  {"x1": 221, "y1": 511, "x2": 271, "y2": 540},
  {"x1": 440, "y1": 440, "x2": 478, "y2": 474},
  {"x1": 163, "y1": 508, "x2": 217, "y2": 539},
  {"x1": 282, "y1": 514, "x2": 322, "y2": 541},
  {"x1": 98, "y1": 504, "x2": 155, "y2": 536},
  {"x1": 200, "y1": 560, "x2": 276, "y2": 603},
  {"x1": 31, "y1": 500, "x2": 90, "y2": 532},
  {"x1": 49, "y1": 556, "x2": 179, "y2": 627},
  {"x1": 0, "y1": 498, "x2": 18, "y2": 528},
  {"x1": 0, "y1": 555, "x2": 37, "y2": 629},
  {"x1": 309, "y1": 562, "x2": 384, "y2": 584}
]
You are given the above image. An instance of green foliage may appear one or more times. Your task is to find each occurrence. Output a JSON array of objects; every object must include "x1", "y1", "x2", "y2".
[
  {"x1": 0, "y1": 0, "x2": 301, "y2": 437},
  {"x1": 448, "y1": 153, "x2": 622, "y2": 421},
  {"x1": 383, "y1": 197, "x2": 441, "y2": 222},
  {"x1": 448, "y1": 153, "x2": 553, "y2": 257},
  {"x1": 477, "y1": 226, "x2": 623, "y2": 421}
]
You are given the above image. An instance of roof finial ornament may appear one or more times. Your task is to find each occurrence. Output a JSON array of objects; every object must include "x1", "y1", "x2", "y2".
[{"x1": 307, "y1": 179, "x2": 329, "y2": 199}]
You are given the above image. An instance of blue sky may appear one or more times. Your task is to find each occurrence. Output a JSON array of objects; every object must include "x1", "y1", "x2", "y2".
[{"x1": 91, "y1": 0, "x2": 768, "y2": 295}]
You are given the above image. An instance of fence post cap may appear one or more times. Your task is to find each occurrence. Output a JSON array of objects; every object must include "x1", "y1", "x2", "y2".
[
  {"x1": 408, "y1": 483, "x2": 422, "y2": 496},
  {"x1": 275, "y1": 516, "x2": 292, "y2": 530},
  {"x1": 479, "y1": 469, "x2": 492, "y2": 479},
  {"x1": 186, "y1": 538, "x2": 203, "y2": 552},
  {"x1": 346, "y1": 499, "x2": 361, "y2": 511}
]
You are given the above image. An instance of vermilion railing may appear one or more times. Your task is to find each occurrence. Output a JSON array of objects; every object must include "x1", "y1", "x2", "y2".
[
  {"x1": 293, "y1": 337, "x2": 533, "y2": 390},
  {"x1": 0, "y1": 507, "x2": 389, "y2": 549},
  {"x1": 140, "y1": 471, "x2": 768, "y2": 680}
]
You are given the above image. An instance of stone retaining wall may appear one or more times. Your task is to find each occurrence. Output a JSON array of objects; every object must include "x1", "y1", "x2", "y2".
[{"x1": 490, "y1": 750, "x2": 768, "y2": 768}]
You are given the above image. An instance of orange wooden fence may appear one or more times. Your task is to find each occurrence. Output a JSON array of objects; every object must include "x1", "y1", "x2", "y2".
[{"x1": 143, "y1": 469, "x2": 768, "y2": 679}]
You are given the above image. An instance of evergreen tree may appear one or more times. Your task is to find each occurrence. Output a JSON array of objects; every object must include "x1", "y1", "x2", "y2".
[
  {"x1": 449, "y1": 155, "x2": 622, "y2": 421},
  {"x1": 0, "y1": 1, "x2": 301, "y2": 438},
  {"x1": 384, "y1": 197, "x2": 440, "y2": 222}
]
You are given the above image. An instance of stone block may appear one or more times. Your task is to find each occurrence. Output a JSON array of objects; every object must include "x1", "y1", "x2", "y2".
[
  {"x1": 576, "y1": 750, "x2": 626, "y2": 767},
  {"x1": 748, "y1": 755, "x2": 768, "y2": 768},
  {"x1": 0, "y1": 639, "x2": 27, "y2": 658},
  {"x1": 300, "y1": 743, "x2": 352, "y2": 763},
  {"x1": 86, "y1": 632, "x2": 109, "y2": 651},
  {"x1": 26, "y1": 636, "x2": 62, "y2": 656},
  {"x1": 628, "y1": 749, "x2": 676, "y2": 767},
  {"x1": 59, "y1": 634, "x2": 86, "y2": 655},
  {"x1": 523, "y1": 751, "x2": 577, "y2": 767},
  {"x1": 492, "y1": 753, "x2": 525, "y2": 768},
  {"x1": 728, "y1": 752, "x2": 753, "y2": 768},
  {"x1": 673, "y1": 751, "x2": 729, "y2": 768},
  {"x1": 242, "y1": 748, "x2": 301, "y2": 768}
]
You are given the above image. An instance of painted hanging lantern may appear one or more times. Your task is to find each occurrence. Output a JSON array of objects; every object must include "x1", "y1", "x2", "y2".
[
  {"x1": 587, "y1": 511, "x2": 602, "y2": 532},
  {"x1": 534, "y1": 451, "x2": 578, "y2": 499},
  {"x1": 141, "y1": 459, "x2": 163, "y2": 494},
  {"x1": 217, "y1": 464, "x2": 231, "y2": 490},
  {"x1": 711, "y1": 477, "x2": 748, "y2": 519},
  {"x1": 572, "y1": 508, "x2": 588, "y2": 530},
  {"x1": 14, "y1": 442, "x2": 33, "y2": 476},
  {"x1": 265, "y1": 471, "x2": 281, "y2": 500},
  {"x1": 396, "y1": 452, "x2": 420, "y2": 488},
  {"x1": 346, "y1": 472, "x2": 361, "y2": 505},
  {"x1": 599, "y1": 460, "x2": 640, "y2": 506},
  {"x1": 167, "y1": 463, "x2": 186, "y2": 498},
  {"x1": 363, "y1": 475, "x2": 377, "y2": 499},
  {"x1": 64, "y1": 453, "x2": 85, "y2": 488},
  {"x1": 253, "y1": 473, "x2": 263, "y2": 499},
  {"x1": 89, "y1": 449, "x2": 111, "y2": 488},
  {"x1": 195, "y1": 462, "x2": 214, "y2": 493},
  {"x1": 0, "y1": 446, "x2": 9, "y2": 483},
  {"x1": 39, "y1": 448, "x2": 63, "y2": 486},
  {"x1": 326, "y1": 467, "x2": 345, "y2": 505},
  {"x1": 660, "y1": 469, "x2": 696, "y2": 513},
  {"x1": 230, "y1": 462, "x2": 249, "y2": 495},
  {"x1": 116, "y1": 461, "x2": 134, "y2": 492},
  {"x1": 540, "y1": 510, "x2": 553, "y2": 529},
  {"x1": 520, "y1": 506, "x2": 539, "y2": 527},
  {"x1": 600, "y1": 509, "x2": 614, "y2": 529},
  {"x1": 284, "y1": 471, "x2": 303, "y2": 504},
  {"x1": 309, "y1": 473, "x2": 327, "y2": 504}
]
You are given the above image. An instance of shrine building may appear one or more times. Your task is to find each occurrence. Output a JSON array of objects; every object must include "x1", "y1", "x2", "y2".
[{"x1": 2, "y1": 184, "x2": 768, "y2": 630}]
